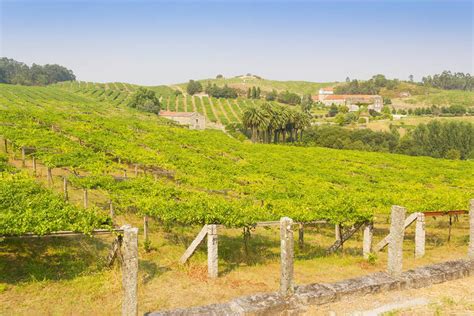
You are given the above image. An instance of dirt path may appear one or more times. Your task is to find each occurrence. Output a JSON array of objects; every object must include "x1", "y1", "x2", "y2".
[{"x1": 306, "y1": 275, "x2": 474, "y2": 315}]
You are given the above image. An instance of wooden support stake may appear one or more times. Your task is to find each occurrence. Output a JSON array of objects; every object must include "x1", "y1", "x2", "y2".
[
  {"x1": 32, "y1": 157, "x2": 37, "y2": 175},
  {"x1": 143, "y1": 215, "x2": 149, "y2": 245},
  {"x1": 298, "y1": 223, "x2": 304, "y2": 249},
  {"x1": 179, "y1": 225, "x2": 208, "y2": 264},
  {"x1": 47, "y1": 168, "x2": 53, "y2": 186},
  {"x1": 469, "y1": 199, "x2": 474, "y2": 260},
  {"x1": 374, "y1": 212, "x2": 418, "y2": 252},
  {"x1": 448, "y1": 215, "x2": 452, "y2": 242},
  {"x1": 21, "y1": 147, "x2": 26, "y2": 167},
  {"x1": 83, "y1": 189, "x2": 88, "y2": 208},
  {"x1": 63, "y1": 177, "x2": 68, "y2": 201},
  {"x1": 109, "y1": 201, "x2": 115, "y2": 221}
]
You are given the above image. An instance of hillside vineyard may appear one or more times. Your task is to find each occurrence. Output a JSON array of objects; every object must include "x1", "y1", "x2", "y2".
[{"x1": 1, "y1": 83, "x2": 473, "y2": 234}]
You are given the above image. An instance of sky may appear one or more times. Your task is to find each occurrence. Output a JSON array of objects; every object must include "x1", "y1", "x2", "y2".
[{"x1": 0, "y1": 0, "x2": 472, "y2": 85}]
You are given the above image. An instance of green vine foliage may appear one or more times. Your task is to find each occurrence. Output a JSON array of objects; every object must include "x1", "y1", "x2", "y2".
[{"x1": 0, "y1": 83, "x2": 473, "y2": 232}]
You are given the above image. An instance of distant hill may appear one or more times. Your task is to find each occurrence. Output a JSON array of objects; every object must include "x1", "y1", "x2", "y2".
[{"x1": 176, "y1": 75, "x2": 337, "y2": 95}]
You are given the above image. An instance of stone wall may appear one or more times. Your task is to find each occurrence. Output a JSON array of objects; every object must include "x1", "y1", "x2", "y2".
[{"x1": 147, "y1": 259, "x2": 474, "y2": 316}]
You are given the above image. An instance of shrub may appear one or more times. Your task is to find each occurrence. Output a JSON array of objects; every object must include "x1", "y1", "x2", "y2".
[
  {"x1": 186, "y1": 80, "x2": 203, "y2": 95},
  {"x1": 127, "y1": 88, "x2": 161, "y2": 114}
]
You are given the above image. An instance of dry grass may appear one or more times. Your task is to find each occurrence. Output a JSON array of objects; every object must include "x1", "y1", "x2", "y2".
[{"x1": 0, "y1": 211, "x2": 471, "y2": 315}]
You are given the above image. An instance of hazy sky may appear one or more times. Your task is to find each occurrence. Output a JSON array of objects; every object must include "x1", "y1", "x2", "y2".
[{"x1": 1, "y1": 0, "x2": 472, "y2": 85}]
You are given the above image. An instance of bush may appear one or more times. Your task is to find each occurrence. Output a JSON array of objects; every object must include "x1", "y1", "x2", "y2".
[
  {"x1": 205, "y1": 84, "x2": 238, "y2": 98},
  {"x1": 445, "y1": 149, "x2": 461, "y2": 160},
  {"x1": 277, "y1": 90, "x2": 301, "y2": 105}
]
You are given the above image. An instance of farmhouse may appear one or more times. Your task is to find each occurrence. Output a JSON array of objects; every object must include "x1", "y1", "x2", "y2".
[
  {"x1": 159, "y1": 111, "x2": 206, "y2": 130},
  {"x1": 314, "y1": 88, "x2": 383, "y2": 112}
]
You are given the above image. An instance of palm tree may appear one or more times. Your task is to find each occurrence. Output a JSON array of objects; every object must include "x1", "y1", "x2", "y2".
[
  {"x1": 242, "y1": 104, "x2": 268, "y2": 143},
  {"x1": 294, "y1": 111, "x2": 311, "y2": 141}
]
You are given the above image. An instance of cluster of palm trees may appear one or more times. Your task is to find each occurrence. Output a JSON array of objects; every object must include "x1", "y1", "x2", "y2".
[{"x1": 242, "y1": 103, "x2": 311, "y2": 143}]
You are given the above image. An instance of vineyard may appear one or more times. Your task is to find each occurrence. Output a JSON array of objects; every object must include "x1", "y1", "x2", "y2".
[{"x1": 1, "y1": 83, "x2": 473, "y2": 236}]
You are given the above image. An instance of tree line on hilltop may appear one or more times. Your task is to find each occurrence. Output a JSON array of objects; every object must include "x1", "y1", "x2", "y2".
[{"x1": 0, "y1": 58, "x2": 76, "y2": 86}]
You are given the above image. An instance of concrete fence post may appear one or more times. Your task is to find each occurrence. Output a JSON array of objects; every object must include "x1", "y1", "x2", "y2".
[
  {"x1": 363, "y1": 222, "x2": 373, "y2": 259},
  {"x1": 387, "y1": 206, "x2": 406, "y2": 277},
  {"x1": 469, "y1": 199, "x2": 474, "y2": 259},
  {"x1": 415, "y1": 212, "x2": 426, "y2": 258},
  {"x1": 207, "y1": 224, "x2": 218, "y2": 278},
  {"x1": 83, "y1": 189, "x2": 88, "y2": 209},
  {"x1": 121, "y1": 225, "x2": 138, "y2": 316},
  {"x1": 63, "y1": 177, "x2": 68, "y2": 201},
  {"x1": 335, "y1": 224, "x2": 341, "y2": 242},
  {"x1": 280, "y1": 217, "x2": 294, "y2": 296}
]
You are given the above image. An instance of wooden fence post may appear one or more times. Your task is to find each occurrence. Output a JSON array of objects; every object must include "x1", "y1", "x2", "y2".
[
  {"x1": 280, "y1": 217, "x2": 294, "y2": 296},
  {"x1": 143, "y1": 215, "x2": 149, "y2": 245},
  {"x1": 21, "y1": 147, "x2": 26, "y2": 167},
  {"x1": 63, "y1": 177, "x2": 68, "y2": 201},
  {"x1": 363, "y1": 222, "x2": 373, "y2": 259},
  {"x1": 121, "y1": 225, "x2": 138, "y2": 316},
  {"x1": 207, "y1": 224, "x2": 218, "y2": 278},
  {"x1": 83, "y1": 189, "x2": 88, "y2": 208},
  {"x1": 32, "y1": 157, "x2": 37, "y2": 175},
  {"x1": 469, "y1": 199, "x2": 474, "y2": 260},
  {"x1": 47, "y1": 168, "x2": 53, "y2": 186},
  {"x1": 298, "y1": 223, "x2": 304, "y2": 249},
  {"x1": 109, "y1": 201, "x2": 115, "y2": 221},
  {"x1": 415, "y1": 212, "x2": 425, "y2": 258},
  {"x1": 387, "y1": 206, "x2": 406, "y2": 277}
]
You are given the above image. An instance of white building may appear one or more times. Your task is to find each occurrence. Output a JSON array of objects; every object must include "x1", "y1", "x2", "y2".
[{"x1": 159, "y1": 111, "x2": 206, "y2": 130}]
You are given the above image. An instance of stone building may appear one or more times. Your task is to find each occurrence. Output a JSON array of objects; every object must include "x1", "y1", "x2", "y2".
[
  {"x1": 314, "y1": 88, "x2": 384, "y2": 112},
  {"x1": 159, "y1": 111, "x2": 206, "y2": 130}
]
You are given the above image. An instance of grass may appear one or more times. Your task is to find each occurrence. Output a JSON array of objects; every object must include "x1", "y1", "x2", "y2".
[{"x1": 1, "y1": 211, "x2": 471, "y2": 315}]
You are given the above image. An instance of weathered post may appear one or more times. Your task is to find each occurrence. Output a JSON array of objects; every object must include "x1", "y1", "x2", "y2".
[
  {"x1": 469, "y1": 199, "x2": 474, "y2": 259},
  {"x1": 207, "y1": 224, "x2": 218, "y2": 278},
  {"x1": 387, "y1": 205, "x2": 406, "y2": 277},
  {"x1": 335, "y1": 224, "x2": 341, "y2": 242},
  {"x1": 63, "y1": 177, "x2": 68, "y2": 201},
  {"x1": 21, "y1": 147, "x2": 26, "y2": 167},
  {"x1": 109, "y1": 201, "x2": 115, "y2": 221},
  {"x1": 298, "y1": 223, "x2": 304, "y2": 249},
  {"x1": 47, "y1": 168, "x2": 53, "y2": 186},
  {"x1": 134, "y1": 164, "x2": 138, "y2": 177},
  {"x1": 121, "y1": 225, "x2": 138, "y2": 316},
  {"x1": 32, "y1": 157, "x2": 37, "y2": 175},
  {"x1": 3, "y1": 138, "x2": 7, "y2": 153},
  {"x1": 415, "y1": 212, "x2": 425, "y2": 258},
  {"x1": 83, "y1": 189, "x2": 88, "y2": 208},
  {"x1": 143, "y1": 215, "x2": 149, "y2": 245},
  {"x1": 280, "y1": 217, "x2": 294, "y2": 296},
  {"x1": 363, "y1": 222, "x2": 373, "y2": 259}
]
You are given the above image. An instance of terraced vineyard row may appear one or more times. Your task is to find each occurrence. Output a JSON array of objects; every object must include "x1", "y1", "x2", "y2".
[{"x1": 1, "y1": 83, "x2": 473, "y2": 234}]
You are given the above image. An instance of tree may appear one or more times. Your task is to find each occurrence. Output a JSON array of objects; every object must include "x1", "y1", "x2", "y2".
[
  {"x1": 409, "y1": 74, "x2": 414, "y2": 82},
  {"x1": 0, "y1": 57, "x2": 75, "y2": 86},
  {"x1": 127, "y1": 88, "x2": 161, "y2": 114},
  {"x1": 328, "y1": 104, "x2": 339, "y2": 117},
  {"x1": 300, "y1": 94, "x2": 313, "y2": 113},
  {"x1": 186, "y1": 80, "x2": 203, "y2": 95},
  {"x1": 247, "y1": 88, "x2": 251, "y2": 99},
  {"x1": 216, "y1": 74, "x2": 224, "y2": 79}
]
